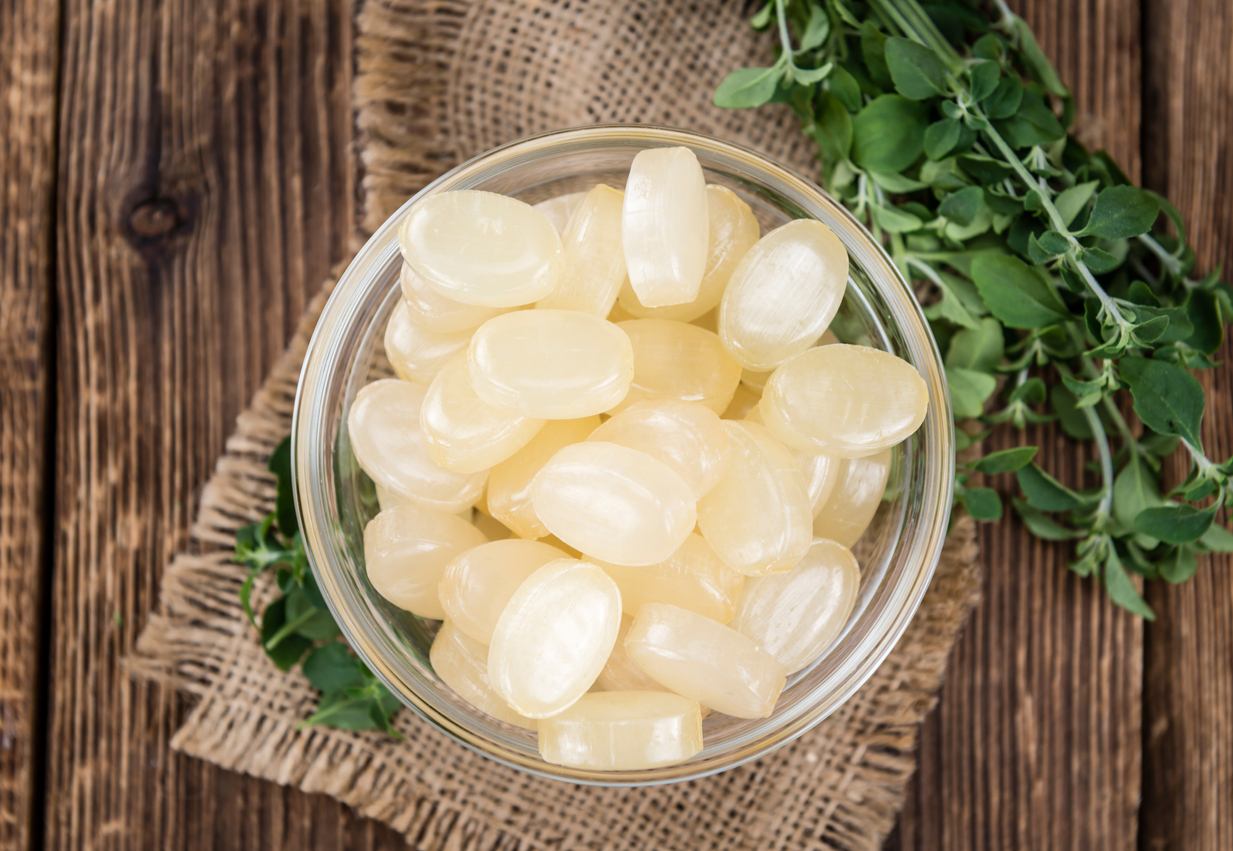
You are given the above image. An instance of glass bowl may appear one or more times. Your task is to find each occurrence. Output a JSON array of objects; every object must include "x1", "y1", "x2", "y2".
[{"x1": 292, "y1": 125, "x2": 953, "y2": 786}]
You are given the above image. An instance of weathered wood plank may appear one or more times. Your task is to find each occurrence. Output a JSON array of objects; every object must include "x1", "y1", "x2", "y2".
[
  {"x1": 43, "y1": 0, "x2": 406, "y2": 847},
  {"x1": 1140, "y1": 1, "x2": 1233, "y2": 849},
  {"x1": 0, "y1": 1, "x2": 61, "y2": 849},
  {"x1": 892, "y1": 1, "x2": 1144, "y2": 848}
]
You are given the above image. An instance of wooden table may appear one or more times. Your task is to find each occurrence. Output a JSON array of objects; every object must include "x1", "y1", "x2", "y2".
[{"x1": 1, "y1": 0, "x2": 1230, "y2": 848}]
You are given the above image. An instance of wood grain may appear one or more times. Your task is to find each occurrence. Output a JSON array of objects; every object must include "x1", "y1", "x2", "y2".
[
  {"x1": 1140, "y1": 1, "x2": 1233, "y2": 849},
  {"x1": 891, "y1": 1, "x2": 1145, "y2": 849},
  {"x1": 42, "y1": 0, "x2": 407, "y2": 847},
  {"x1": 0, "y1": 1, "x2": 61, "y2": 849}
]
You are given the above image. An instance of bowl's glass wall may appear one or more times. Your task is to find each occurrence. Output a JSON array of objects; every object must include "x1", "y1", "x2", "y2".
[{"x1": 293, "y1": 126, "x2": 953, "y2": 786}]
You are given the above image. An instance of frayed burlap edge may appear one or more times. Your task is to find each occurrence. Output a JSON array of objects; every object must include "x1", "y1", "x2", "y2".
[{"x1": 131, "y1": 1, "x2": 983, "y2": 848}]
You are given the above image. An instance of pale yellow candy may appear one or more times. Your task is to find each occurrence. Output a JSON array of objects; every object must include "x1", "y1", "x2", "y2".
[
  {"x1": 812, "y1": 449, "x2": 892, "y2": 546},
  {"x1": 488, "y1": 559, "x2": 621, "y2": 718},
  {"x1": 384, "y1": 298, "x2": 472, "y2": 385},
  {"x1": 469, "y1": 310, "x2": 635, "y2": 417},
  {"x1": 533, "y1": 190, "x2": 589, "y2": 234},
  {"x1": 536, "y1": 185, "x2": 627, "y2": 315},
  {"x1": 375, "y1": 483, "x2": 413, "y2": 511},
  {"x1": 690, "y1": 308, "x2": 719, "y2": 334},
  {"x1": 587, "y1": 533, "x2": 744, "y2": 623},
  {"x1": 593, "y1": 616, "x2": 663, "y2": 692},
  {"x1": 486, "y1": 417, "x2": 601, "y2": 539},
  {"x1": 588, "y1": 400, "x2": 731, "y2": 498},
  {"x1": 731, "y1": 539, "x2": 860, "y2": 673},
  {"x1": 738, "y1": 321, "x2": 839, "y2": 390},
  {"x1": 537, "y1": 534, "x2": 584, "y2": 559},
  {"x1": 796, "y1": 450, "x2": 842, "y2": 517},
  {"x1": 721, "y1": 382, "x2": 762, "y2": 420},
  {"x1": 760, "y1": 344, "x2": 928, "y2": 457},
  {"x1": 697, "y1": 421, "x2": 812, "y2": 576},
  {"x1": 606, "y1": 299, "x2": 638, "y2": 323},
  {"x1": 400, "y1": 263, "x2": 506, "y2": 333},
  {"x1": 471, "y1": 506, "x2": 514, "y2": 541},
  {"x1": 430, "y1": 621, "x2": 536, "y2": 729},
  {"x1": 622, "y1": 147, "x2": 709, "y2": 308},
  {"x1": 538, "y1": 691, "x2": 703, "y2": 770},
  {"x1": 364, "y1": 505, "x2": 487, "y2": 619},
  {"x1": 625, "y1": 603, "x2": 786, "y2": 718},
  {"x1": 347, "y1": 379, "x2": 486, "y2": 512},
  {"x1": 439, "y1": 539, "x2": 567, "y2": 644},
  {"x1": 719, "y1": 219, "x2": 849, "y2": 370},
  {"x1": 400, "y1": 189, "x2": 563, "y2": 307},
  {"x1": 531, "y1": 442, "x2": 696, "y2": 566},
  {"x1": 420, "y1": 352, "x2": 546, "y2": 474},
  {"x1": 611, "y1": 319, "x2": 741, "y2": 415},
  {"x1": 618, "y1": 185, "x2": 759, "y2": 321}
]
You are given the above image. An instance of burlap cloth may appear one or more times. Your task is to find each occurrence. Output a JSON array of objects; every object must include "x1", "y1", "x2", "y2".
[{"x1": 130, "y1": 1, "x2": 983, "y2": 848}]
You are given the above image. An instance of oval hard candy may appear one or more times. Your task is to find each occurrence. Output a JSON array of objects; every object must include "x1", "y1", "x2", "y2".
[
  {"x1": 469, "y1": 310, "x2": 635, "y2": 418},
  {"x1": 538, "y1": 690, "x2": 704, "y2": 770},
  {"x1": 431, "y1": 621, "x2": 536, "y2": 729},
  {"x1": 760, "y1": 344, "x2": 928, "y2": 457},
  {"x1": 719, "y1": 219, "x2": 848, "y2": 371},
  {"x1": 612, "y1": 319, "x2": 741, "y2": 415},
  {"x1": 347, "y1": 379, "x2": 486, "y2": 513},
  {"x1": 364, "y1": 505, "x2": 487, "y2": 619},
  {"x1": 531, "y1": 441, "x2": 696, "y2": 567},
  {"x1": 593, "y1": 616, "x2": 664, "y2": 693},
  {"x1": 400, "y1": 189, "x2": 563, "y2": 307},
  {"x1": 399, "y1": 263, "x2": 507, "y2": 333},
  {"x1": 812, "y1": 449, "x2": 892, "y2": 547},
  {"x1": 533, "y1": 190, "x2": 589, "y2": 234},
  {"x1": 536, "y1": 184, "x2": 627, "y2": 316},
  {"x1": 384, "y1": 298, "x2": 472, "y2": 385},
  {"x1": 488, "y1": 559, "x2": 621, "y2": 718},
  {"x1": 438, "y1": 538, "x2": 568, "y2": 644},
  {"x1": 622, "y1": 146, "x2": 709, "y2": 308}
]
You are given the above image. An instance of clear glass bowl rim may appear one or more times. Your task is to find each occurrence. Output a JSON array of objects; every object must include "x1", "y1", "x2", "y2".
[{"x1": 292, "y1": 124, "x2": 955, "y2": 786}]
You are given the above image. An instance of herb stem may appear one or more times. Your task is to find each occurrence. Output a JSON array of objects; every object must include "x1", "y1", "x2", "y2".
[
  {"x1": 774, "y1": 0, "x2": 796, "y2": 66},
  {"x1": 1086, "y1": 403, "x2": 1115, "y2": 519},
  {"x1": 264, "y1": 609, "x2": 318, "y2": 651},
  {"x1": 1137, "y1": 233, "x2": 1185, "y2": 277}
]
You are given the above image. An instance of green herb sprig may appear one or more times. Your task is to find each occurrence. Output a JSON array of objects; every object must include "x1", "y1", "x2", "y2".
[
  {"x1": 233, "y1": 437, "x2": 403, "y2": 735},
  {"x1": 717, "y1": 0, "x2": 1233, "y2": 616}
]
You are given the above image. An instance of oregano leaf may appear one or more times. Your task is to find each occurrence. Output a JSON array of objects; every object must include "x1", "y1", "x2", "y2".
[
  {"x1": 1118, "y1": 356, "x2": 1205, "y2": 449},
  {"x1": 884, "y1": 36, "x2": 948, "y2": 99},
  {"x1": 1080, "y1": 185, "x2": 1161, "y2": 239},
  {"x1": 714, "y1": 65, "x2": 785, "y2": 108},
  {"x1": 970, "y1": 254, "x2": 1070, "y2": 328}
]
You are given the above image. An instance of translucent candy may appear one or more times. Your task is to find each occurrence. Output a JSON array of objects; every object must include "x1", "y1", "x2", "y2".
[
  {"x1": 586, "y1": 533, "x2": 744, "y2": 623},
  {"x1": 384, "y1": 298, "x2": 472, "y2": 385},
  {"x1": 796, "y1": 450, "x2": 842, "y2": 517},
  {"x1": 431, "y1": 621, "x2": 536, "y2": 729},
  {"x1": 421, "y1": 352, "x2": 546, "y2": 473},
  {"x1": 400, "y1": 189, "x2": 563, "y2": 307},
  {"x1": 697, "y1": 421, "x2": 812, "y2": 576},
  {"x1": 533, "y1": 190, "x2": 589, "y2": 234},
  {"x1": 625, "y1": 603, "x2": 786, "y2": 718},
  {"x1": 469, "y1": 310, "x2": 635, "y2": 418},
  {"x1": 364, "y1": 505, "x2": 487, "y2": 619},
  {"x1": 719, "y1": 219, "x2": 849, "y2": 371},
  {"x1": 538, "y1": 691, "x2": 704, "y2": 770},
  {"x1": 486, "y1": 417, "x2": 601, "y2": 539},
  {"x1": 737, "y1": 325, "x2": 835, "y2": 390},
  {"x1": 347, "y1": 379, "x2": 486, "y2": 512},
  {"x1": 721, "y1": 382, "x2": 762, "y2": 420},
  {"x1": 588, "y1": 400, "x2": 731, "y2": 499},
  {"x1": 611, "y1": 319, "x2": 741, "y2": 415},
  {"x1": 439, "y1": 539, "x2": 568, "y2": 644},
  {"x1": 531, "y1": 442, "x2": 697, "y2": 566},
  {"x1": 375, "y1": 484, "x2": 413, "y2": 511},
  {"x1": 488, "y1": 559, "x2": 621, "y2": 718},
  {"x1": 622, "y1": 147, "x2": 709, "y2": 308},
  {"x1": 536, "y1": 185, "x2": 627, "y2": 315},
  {"x1": 731, "y1": 539, "x2": 860, "y2": 673},
  {"x1": 400, "y1": 263, "x2": 506, "y2": 333},
  {"x1": 760, "y1": 344, "x2": 927, "y2": 457},
  {"x1": 618, "y1": 185, "x2": 759, "y2": 321},
  {"x1": 593, "y1": 616, "x2": 663, "y2": 692},
  {"x1": 812, "y1": 449, "x2": 892, "y2": 547}
]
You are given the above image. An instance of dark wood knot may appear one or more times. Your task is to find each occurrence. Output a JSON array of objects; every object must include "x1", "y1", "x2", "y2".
[{"x1": 127, "y1": 199, "x2": 180, "y2": 238}]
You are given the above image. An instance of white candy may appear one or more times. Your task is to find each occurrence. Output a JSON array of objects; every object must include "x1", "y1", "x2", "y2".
[
  {"x1": 431, "y1": 621, "x2": 536, "y2": 729},
  {"x1": 593, "y1": 616, "x2": 664, "y2": 692},
  {"x1": 439, "y1": 538, "x2": 568, "y2": 644},
  {"x1": 384, "y1": 298, "x2": 471, "y2": 385},
  {"x1": 536, "y1": 185, "x2": 627, "y2": 315},
  {"x1": 400, "y1": 263, "x2": 506, "y2": 333},
  {"x1": 538, "y1": 691, "x2": 704, "y2": 770},
  {"x1": 812, "y1": 449, "x2": 892, "y2": 547},
  {"x1": 622, "y1": 147, "x2": 709, "y2": 308},
  {"x1": 611, "y1": 319, "x2": 741, "y2": 415},
  {"x1": 533, "y1": 190, "x2": 589, "y2": 234}
]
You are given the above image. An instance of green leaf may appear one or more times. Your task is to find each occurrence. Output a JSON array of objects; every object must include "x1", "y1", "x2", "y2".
[
  {"x1": 1185, "y1": 289, "x2": 1225, "y2": 355},
  {"x1": 1017, "y1": 463, "x2": 1096, "y2": 512},
  {"x1": 750, "y1": 1, "x2": 773, "y2": 29},
  {"x1": 859, "y1": 22, "x2": 893, "y2": 88},
  {"x1": 946, "y1": 366, "x2": 997, "y2": 419},
  {"x1": 1060, "y1": 374, "x2": 1103, "y2": 407},
  {"x1": 1054, "y1": 180, "x2": 1100, "y2": 227},
  {"x1": 866, "y1": 170, "x2": 927, "y2": 193},
  {"x1": 301, "y1": 688, "x2": 384, "y2": 731},
  {"x1": 1134, "y1": 504, "x2": 1217, "y2": 544},
  {"x1": 1080, "y1": 246, "x2": 1122, "y2": 274},
  {"x1": 970, "y1": 254, "x2": 1070, "y2": 328},
  {"x1": 982, "y1": 76, "x2": 1023, "y2": 120},
  {"x1": 1080, "y1": 185, "x2": 1161, "y2": 239},
  {"x1": 1199, "y1": 523, "x2": 1233, "y2": 553},
  {"x1": 260, "y1": 597, "x2": 314, "y2": 671},
  {"x1": 813, "y1": 92, "x2": 853, "y2": 162},
  {"x1": 1118, "y1": 356, "x2": 1205, "y2": 449},
  {"x1": 1103, "y1": 548, "x2": 1155, "y2": 620},
  {"x1": 714, "y1": 65, "x2": 785, "y2": 108},
  {"x1": 958, "y1": 486, "x2": 1003, "y2": 520},
  {"x1": 943, "y1": 204, "x2": 993, "y2": 241},
  {"x1": 1013, "y1": 498, "x2": 1083, "y2": 539},
  {"x1": 969, "y1": 60, "x2": 1000, "y2": 101},
  {"x1": 884, "y1": 36, "x2": 948, "y2": 99},
  {"x1": 1013, "y1": 17, "x2": 1070, "y2": 98},
  {"x1": 939, "y1": 185, "x2": 984, "y2": 226},
  {"x1": 870, "y1": 204, "x2": 923, "y2": 233},
  {"x1": 1112, "y1": 454, "x2": 1165, "y2": 533},
  {"x1": 268, "y1": 437, "x2": 298, "y2": 538},
  {"x1": 946, "y1": 318, "x2": 1004, "y2": 372},
  {"x1": 1159, "y1": 545, "x2": 1200, "y2": 584},
  {"x1": 1036, "y1": 230, "x2": 1071, "y2": 255},
  {"x1": 792, "y1": 62, "x2": 834, "y2": 86},
  {"x1": 1145, "y1": 189, "x2": 1187, "y2": 244},
  {"x1": 993, "y1": 91, "x2": 1066, "y2": 148},
  {"x1": 972, "y1": 32, "x2": 1003, "y2": 61},
  {"x1": 828, "y1": 65, "x2": 863, "y2": 112},
  {"x1": 302, "y1": 642, "x2": 370, "y2": 693},
  {"x1": 852, "y1": 95, "x2": 928, "y2": 172},
  {"x1": 924, "y1": 118, "x2": 963, "y2": 161},
  {"x1": 798, "y1": 4, "x2": 831, "y2": 50},
  {"x1": 971, "y1": 446, "x2": 1038, "y2": 474},
  {"x1": 958, "y1": 153, "x2": 1014, "y2": 183}
]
